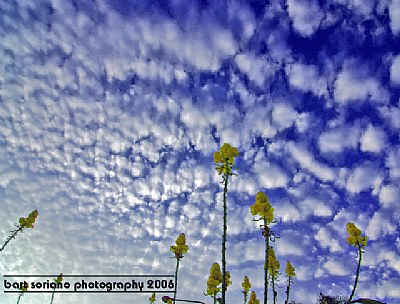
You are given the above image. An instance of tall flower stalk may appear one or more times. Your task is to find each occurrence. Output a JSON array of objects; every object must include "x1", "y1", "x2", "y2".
[
  {"x1": 149, "y1": 292, "x2": 156, "y2": 304},
  {"x1": 214, "y1": 143, "x2": 239, "y2": 304},
  {"x1": 268, "y1": 247, "x2": 280, "y2": 304},
  {"x1": 284, "y1": 261, "x2": 296, "y2": 304},
  {"x1": 16, "y1": 283, "x2": 28, "y2": 304},
  {"x1": 250, "y1": 192, "x2": 276, "y2": 304},
  {"x1": 241, "y1": 276, "x2": 252, "y2": 304},
  {"x1": 170, "y1": 233, "x2": 189, "y2": 304},
  {"x1": 50, "y1": 273, "x2": 63, "y2": 304},
  {"x1": 1, "y1": 210, "x2": 38, "y2": 253},
  {"x1": 346, "y1": 222, "x2": 368, "y2": 302},
  {"x1": 248, "y1": 291, "x2": 260, "y2": 304},
  {"x1": 205, "y1": 262, "x2": 231, "y2": 304}
]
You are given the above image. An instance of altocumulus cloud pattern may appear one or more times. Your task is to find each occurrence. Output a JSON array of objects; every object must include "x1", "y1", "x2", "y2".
[{"x1": 0, "y1": 0, "x2": 399, "y2": 303}]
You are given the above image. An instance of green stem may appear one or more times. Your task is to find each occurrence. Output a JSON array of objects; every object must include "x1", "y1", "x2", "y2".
[
  {"x1": 16, "y1": 292, "x2": 23, "y2": 304},
  {"x1": 349, "y1": 247, "x2": 363, "y2": 302},
  {"x1": 173, "y1": 258, "x2": 180, "y2": 304},
  {"x1": 222, "y1": 166, "x2": 229, "y2": 304},
  {"x1": 50, "y1": 288, "x2": 56, "y2": 304},
  {"x1": 285, "y1": 277, "x2": 292, "y2": 304},
  {"x1": 264, "y1": 221, "x2": 269, "y2": 304},
  {"x1": 1, "y1": 226, "x2": 23, "y2": 253},
  {"x1": 271, "y1": 276, "x2": 276, "y2": 304},
  {"x1": 243, "y1": 292, "x2": 248, "y2": 304}
]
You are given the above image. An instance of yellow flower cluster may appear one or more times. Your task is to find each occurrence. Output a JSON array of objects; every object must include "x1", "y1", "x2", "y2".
[
  {"x1": 268, "y1": 247, "x2": 280, "y2": 278},
  {"x1": 149, "y1": 292, "x2": 156, "y2": 303},
  {"x1": 206, "y1": 263, "x2": 232, "y2": 297},
  {"x1": 248, "y1": 291, "x2": 260, "y2": 304},
  {"x1": 285, "y1": 261, "x2": 296, "y2": 278},
  {"x1": 346, "y1": 222, "x2": 368, "y2": 248},
  {"x1": 55, "y1": 273, "x2": 63, "y2": 284},
  {"x1": 250, "y1": 192, "x2": 274, "y2": 223},
  {"x1": 214, "y1": 143, "x2": 239, "y2": 175},
  {"x1": 19, "y1": 210, "x2": 38, "y2": 229},
  {"x1": 19, "y1": 282, "x2": 28, "y2": 292},
  {"x1": 242, "y1": 275, "x2": 251, "y2": 294},
  {"x1": 170, "y1": 233, "x2": 189, "y2": 259}
]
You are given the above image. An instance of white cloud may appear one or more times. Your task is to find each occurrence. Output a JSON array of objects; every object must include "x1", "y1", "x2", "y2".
[
  {"x1": 315, "y1": 227, "x2": 343, "y2": 253},
  {"x1": 334, "y1": 62, "x2": 388, "y2": 103},
  {"x1": 360, "y1": 124, "x2": 386, "y2": 153},
  {"x1": 346, "y1": 164, "x2": 383, "y2": 194},
  {"x1": 379, "y1": 103, "x2": 400, "y2": 130},
  {"x1": 379, "y1": 184, "x2": 399, "y2": 208},
  {"x1": 318, "y1": 126, "x2": 360, "y2": 153},
  {"x1": 390, "y1": 54, "x2": 400, "y2": 84},
  {"x1": 287, "y1": 0, "x2": 324, "y2": 37},
  {"x1": 389, "y1": 0, "x2": 400, "y2": 35},
  {"x1": 386, "y1": 148, "x2": 400, "y2": 179},
  {"x1": 275, "y1": 230, "x2": 307, "y2": 256},
  {"x1": 323, "y1": 258, "x2": 349, "y2": 276},
  {"x1": 299, "y1": 197, "x2": 333, "y2": 217},
  {"x1": 254, "y1": 161, "x2": 290, "y2": 189},
  {"x1": 235, "y1": 53, "x2": 278, "y2": 87},
  {"x1": 366, "y1": 210, "x2": 398, "y2": 240},
  {"x1": 275, "y1": 199, "x2": 301, "y2": 222},
  {"x1": 363, "y1": 242, "x2": 400, "y2": 275},
  {"x1": 271, "y1": 103, "x2": 298, "y2": 131},
  {"x1": 286, "y1": 63, "x2": 328, "y2": 96},
  {"x1": 286, "y1": 142, "x2": 337, "y2": 182}
]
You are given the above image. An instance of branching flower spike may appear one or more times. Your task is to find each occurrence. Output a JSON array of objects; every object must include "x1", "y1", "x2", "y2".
[
  {"x1": 346, "y1": 222, "x2": 368, "y2": 302},
  {"x1": 284, "y1": 261, "x2": 296, "y2": 304},
  {"x1": 205, "y1": 262, "x2": 231, "y2": 304},
  {"x1": 16, "y1": 282, "x2": 28, "y2": 304},
  {"x1": 50, "y1": 273, "x2": 63, "y2": 304},
  {"x1": 268, "y1": 247, "x2": 280, "y2": 304},
  {"x1": 242, "y1": 276, "x2": 252, "y2": 304},
  {"x1": 249, "y1": 291, "x2": 260, "y2": 304},
  {"x1": 250, "y1": 192, "x2": 277, "y2": 304},
  {"x1": 1, "y1": 210, "x2": 38, "y2": 253},
  {"x1": 149, "y1": 292, "x2": 156, "y2": 304},
  {"x1": 170, "y1": 233, "x2": 189, "y2": 304},
  {"x1": 214, "y1": 143, "x2": 239, "y2": 304}
]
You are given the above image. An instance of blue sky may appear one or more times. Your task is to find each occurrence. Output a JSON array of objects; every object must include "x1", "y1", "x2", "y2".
[{"x1": 0, "y1": 0, "x2": 399, "y2": 303}]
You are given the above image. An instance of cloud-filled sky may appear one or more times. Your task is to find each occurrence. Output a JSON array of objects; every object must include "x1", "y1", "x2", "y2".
[{"x1": 1, "y1": 0, "x2": 399, "y2": 303}]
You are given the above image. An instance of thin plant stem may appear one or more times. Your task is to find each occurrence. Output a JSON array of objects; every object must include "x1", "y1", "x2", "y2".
[
  {"x1": 173, "y1": 258, "x2": 181, "y2": 304},
  {"x1": 271, "y1": 275, "x2": 276, "y2": 304},
  {"x1": 1, "y1": 226, "x2": 23, "y2": 253},
  {"x1": 16, "y1": 292, "x2": 23, "y2": 304},
  {"x1": 221, "y1": 165, "x2": 229, "y2": 304},
  {"x1": 264, "y1": 222, "x2": 269, "y2": 304},
  {"x1": 349, "y1": 246, "x2": 363, "y2": 302},
  {"x1": 285, "y1": 277, "x2": 292, "y2": 304},
  {"x1": 50, "y1": 288, "x2": 56, "y2": 304}
]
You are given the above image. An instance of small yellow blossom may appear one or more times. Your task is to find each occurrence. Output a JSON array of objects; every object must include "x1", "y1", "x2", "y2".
[
  {"x1": 250, "y1": 192, "x2": 274, "y2": 223},
  {"x1": 285, "y1": 261, "x2": 296, "y2": 277},
  {"x1": 214, "y1": 143, "x2": 239, "y2": 175},
  {"x1": 170, "y1": 233, "x2": 189, "y2": 259},
  {"x1": 346, "y1": 222, "x2": 368, "y2": 248},
  {"x1": 149, "y1": 292, "x2": 156, "y2": 303},
  {"x1": 268, "y1": 247, "x2": 280, "y2": 278},
  {"x1": 206, "y1": 263, "x2": 231, "y2": 297},
  {"x1": 55, "y1": 273, "x2": 63, "y2": 284},
  {"x1": 242, "y1": 276, "x2": 251, "y2": 294},
  {"x1": 19, "y1": 210, "x2": 39, "y2": 229},
  {"x1": 248, "y1": 291, "x2": 260, "y2": 304}
]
